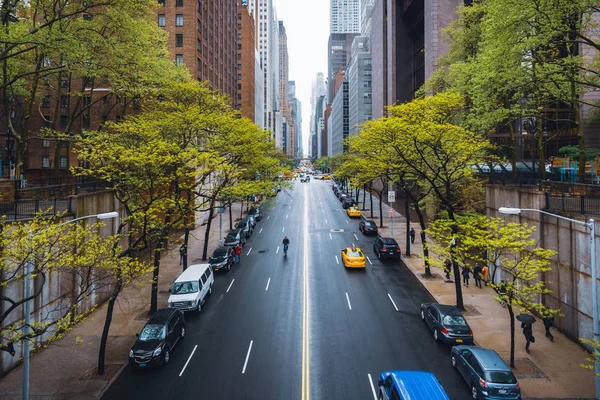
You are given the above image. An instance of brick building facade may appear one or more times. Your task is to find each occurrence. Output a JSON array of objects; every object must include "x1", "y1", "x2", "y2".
[{"x1": 237, "y1": 3, "x2": 256, "y2": 121}]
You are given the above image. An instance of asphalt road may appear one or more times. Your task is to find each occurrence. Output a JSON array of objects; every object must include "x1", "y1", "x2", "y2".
[{"x1": 103, "y1": 179, "x2": 471, "y2": 400}]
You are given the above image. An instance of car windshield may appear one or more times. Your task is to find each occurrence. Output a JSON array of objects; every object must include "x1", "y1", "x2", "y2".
[
  {"x1": 139, "y1": 324, "x2": 166, "y2": 341},
  {"x1": 443, "y1": 315, "x2": 468, "y2": 326},
  {"x1": 485, "y1": 371, "x2": 517, "y2": 384},
  {"x1": 171, "y1": 281, "x2": 199, "y2": 294},
  {"x1": 348, "y1": 251, "x2": 363, "y2": 257}
]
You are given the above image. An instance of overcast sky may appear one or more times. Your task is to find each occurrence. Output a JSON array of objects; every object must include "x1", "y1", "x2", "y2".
[{"x1": 274, "y1": 0, "x2": 329, "y2": 157}]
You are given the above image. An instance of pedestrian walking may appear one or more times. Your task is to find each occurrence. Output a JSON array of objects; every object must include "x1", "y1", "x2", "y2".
[
  {"x1": 543, "y1": 315, "x2": 555, "y2": 341},
  {"x1": 234, "y1": 244, "x2": 242, "y2": 263},
  {"x1": 473, "y1": 263, "x2": 483, "y2": 288},
  {"x1": 522, "y1": 322, "x2": 535, "y2": 353},
  {"x1": 461, "y1": 265, "x2": 470, "y2": 287},
  {"x1": 481, "y1": 264, "x2": 489, "y2": 285},
  {"x1": 179, "y1": 244, "x2": 186, "y2": 266},
  {"x1": 409, "y1": 227, "x2": 416, "y2": 244},
  {"x1": 444, "y1": 259, "x2": 452, "y2": 281}
]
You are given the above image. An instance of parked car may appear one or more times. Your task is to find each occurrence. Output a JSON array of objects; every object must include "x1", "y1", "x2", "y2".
[
  {"x1": 420, "y1": 303, "x2": 474, "y2": 344},
  {"x1": 235, "y1": 219, "x2": 253, "y2": 238},
  {"x1": 373, "y1": 237, "x2": 401, "y2": 260},
  {"x1": 246, "y1": 214, "x2": 257, "y2": 227},
  {"x1": 224, "y1": 228, "x2": 247, "y2": 247},
  {"x1": 247, "y1": 207, "x2": 262, "y2": 221},
  {"x1": 378, "y1": 370, "x2": 451, "y2": 400},
  {"x1": 451, "y1": 345, "x2": 521, "y2": 399},
  {"x1": 337, "y1": 191, "x2": 346, "y2": 200},
  {"x1": 342, "y1": 198, "x2": 357, "y2": 209},
  {"x1": 129, "y1": 308, "x2": 185, "y2": 369},
  {"x1": 359, "y1": 219, "x2": 378, "y2": 235},
  {"x1": 167, "y1": 264, "x2": 214, "y2": 313},
  {"x1": 209, "y1": 246, "x2": 235, "y2": 272}
]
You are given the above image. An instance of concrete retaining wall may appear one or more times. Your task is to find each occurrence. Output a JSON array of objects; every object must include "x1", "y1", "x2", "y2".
[{"x1": 487, "y1": 185, "x2": 599, "y2": 346}]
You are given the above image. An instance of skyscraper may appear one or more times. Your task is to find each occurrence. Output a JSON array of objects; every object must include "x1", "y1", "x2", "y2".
[
  {"x1": 237, "y1": 2, "x2": 256, "y2": 122},
  {"x1": 331, "y1": 0, "x2": 360, "y2": 34},
  {"x1": 278, "y1": 21, "x2": 293, "y2": 156}
]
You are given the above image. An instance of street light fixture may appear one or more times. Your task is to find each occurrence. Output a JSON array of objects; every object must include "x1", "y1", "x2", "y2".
[
  {"x1": 22, "y1": 211, "x2": 119, "y2": 400},
  {"x1": 499, "y1": 206, "x2": 599, "y2": 398}
]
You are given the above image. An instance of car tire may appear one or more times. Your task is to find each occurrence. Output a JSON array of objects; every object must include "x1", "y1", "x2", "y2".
[
  {"x1": 378, "y1": 251, "x2": 382, "y2": 260},
  {"x1": 471, "y1": 384, "x2": 479, "y2": 399},
  {"x1": 421, "y1": 310, "x2": 425, "y2": 320},
  {"x1": 433, "y1": 329, "x2": 439, "y2": 342},
  {"x1": 451, "y1": 355, "x2": 457, "y2": 369},
  {"x1": 208, "y1": 285, "x2": 212, "y2": 295},
  {"x1": 378, "y1": 390, "x2": 383, "y2": 400},
  {"x1": 163, "y1": 347, "x2": 170, "y2": 366},
  {"x1": 181, "y1": 326, "x2": 186, "y2": 339}
]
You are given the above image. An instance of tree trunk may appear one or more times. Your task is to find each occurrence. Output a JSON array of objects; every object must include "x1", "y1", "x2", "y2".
[
  {"x1": 228, "y1": 199, "x2": 233, "y2": 230},
  {"x1": 150, "y1": 234, "x2": 165, "y2": 314},
  {"x1": 182, "y1": 227, "x2": 189, "y2": 271},
  {"x1": 378, "y1": 191, "x2": 384, "y2": 228},
  {"x1": 97, "y1": 279, "x2": 122, "y2": 375},
  {"x1": 369, "y1": 192, "x2": 373, "y2": 218},
  {"x1": 202, "y1": 199, "x2": 216, "y2": 261},
  {"x1": 452, "y1": 261, "x2": 464, "y2": 311},
  {"x1": 508, "y1": 304, "x2": 516, "y2": 368},
  {"x1": 362, "y1": 185, "x2": 366, "y2": 210},
  {"x1": 413, "y1": 199, "x2": 431, "y2": 276},
  {"x1": 508, "y1": 122, "x2": 518, "y2": 177}
]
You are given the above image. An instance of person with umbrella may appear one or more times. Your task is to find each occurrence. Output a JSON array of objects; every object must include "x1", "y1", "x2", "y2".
[{"x1": 517, "y1": 314, "x2": 536, "y2": 353}]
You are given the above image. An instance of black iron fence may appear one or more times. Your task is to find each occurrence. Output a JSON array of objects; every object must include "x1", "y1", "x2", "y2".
[
  {"x1": 0, "y1": 198, "x2": 74, "y2": 221},
  {"x1": 545, "y1": 193, "x2": 600, "y2": 216},
  {"x1": 15, "y1": 180, "x2": 109, "y2": 200}
]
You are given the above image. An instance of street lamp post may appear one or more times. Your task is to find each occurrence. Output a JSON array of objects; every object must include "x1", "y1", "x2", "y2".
[
  {"x1": 22, "y1": 211, "x2": 119, "y2": 400},
  {"x1": 499, "y1": 207, "x2": 599, "y2": 399},
  {"x1": 218, "y1": 199, "x2": 223, "y2": 246}
]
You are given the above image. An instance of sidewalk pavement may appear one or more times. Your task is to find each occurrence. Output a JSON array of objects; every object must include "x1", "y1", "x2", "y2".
[
  {"x1": 0, "y1": 201, "x2": 244, "y2": 400},
  {"x1": 359, "y1": 190, "x2": 596, "y2": 399}
]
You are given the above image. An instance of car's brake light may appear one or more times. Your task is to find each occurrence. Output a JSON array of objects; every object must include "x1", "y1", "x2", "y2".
[
  {"x1": 469, "y1": 330, "x2": 473, "y2": 336},
  {"x1": 381, "y1": 248, "x2": 388, "y2": 252},
  {"x1": 479, "y1": 378, "x2": 488, "y2": 389},
  {"x1": 516, "y1": 382, "x2": 519, "y2": 389},
  {"x1": 441, "y1": 327, "x2": 449, "y2": 334}
]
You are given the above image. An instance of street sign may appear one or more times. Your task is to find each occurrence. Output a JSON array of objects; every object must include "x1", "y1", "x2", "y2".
[
  {"x1": 388, "y1": 190, "x2": 395, "y2": 203},
  {"x1": 389, "y1": 209, "x2": 393, "y2": 217}
]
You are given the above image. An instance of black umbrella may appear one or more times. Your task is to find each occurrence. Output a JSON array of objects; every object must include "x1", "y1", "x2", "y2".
[{"x1": 516, "y1": 314, "x2": 536, "y2": 324}]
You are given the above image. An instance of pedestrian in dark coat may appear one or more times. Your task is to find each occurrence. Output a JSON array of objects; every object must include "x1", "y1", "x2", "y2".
[
  {"x1": 461, "y1": 265, "x2": 470, "y2": 287},
  {"x1": 473, "y1": 263, "x2": 483, "y2": 288},
  {"x1": 409, "y1": 228, "x2": 416, "y2": 244},
  {"x1": 179, "y1": 244, "x2": 186, "y2": 265},
  {"x1": 522, "y1": 322, "x2": 535, "y2": 353},
  {"x1": 444, "y1": 259, "x2": 452, "y2": 281},
  {"x1": 543, "y1": 316, "x2": 555, "y2": 341}
]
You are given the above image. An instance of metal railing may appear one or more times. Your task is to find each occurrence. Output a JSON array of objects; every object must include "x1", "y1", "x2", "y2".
[
  {"x1": 0, "y1": 198, "x2": 73, "y2": 221},
  {"x1": 545, "y1": 193, "x2": 600, "y2": 216}
]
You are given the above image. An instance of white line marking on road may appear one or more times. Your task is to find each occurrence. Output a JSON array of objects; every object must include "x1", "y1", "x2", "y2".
[
  {"x1": 368, "y1": 374, "x2": 377, "y2": 400},
  {"x1": 282, "y1": 227, "x2": 285, "y2": 233},
  {"x1": 286, "y1": 214, "x2": 289, "y2": 219},
  {"x1": 226, "y1": 279, "x2": 235, "y2": 293},
  {"x1": 242, "y1": 340, "x2": 253, "y2": 374},
  {"x1": 179, "y1": 345, "x2": 198, "y2": 377},
  {"x1": 346, "y1": 220, "x2": 349, "y2": 224},
  {"x1": 325, "y1": 219, "x2": 328, "y2": 224},
  {"x1": 329, "y1": 233, "x2": 332, "y2": 240},
  {"x1": 335, "y1": 256, "x2": 339, "y2": 264},
  {"x1": 322, "y1": 209, "x2": 324, "y2": 213},
  {"x1": 267, "y1": 215, "x2": 270, "y2": 220},
  {"x1": 367, "y1": 256, "x2": 373, "y2": 265},
  {"x1": 259, "y1": 228, "x2": 263, "y2": 234},
  {"x1": 387, "y1": 293, "x2": 399, "y2": 312},
  {"x1": 276, "y1": 246, "x2": 280, "y2": 254},
  {"x1": 345, "y1": 293, "x2": 352, "y2": 310},
  {"x1": 266, "y1": 278, "x2": 271, "y2": 291},
  {"x1": 289, "y1": 206, "x2": 291, "y2": 210},
  {"x1": 353, "y1": 233, "x2": 359, "y2": 240},
  {"x1": 247, "y1": 247, "x2": 252, "y2": 256}
]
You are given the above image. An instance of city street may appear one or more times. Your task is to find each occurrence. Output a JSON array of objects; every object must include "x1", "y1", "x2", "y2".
[{"x1": 103, "y1": 179, "x2": 470, "y2": 400}]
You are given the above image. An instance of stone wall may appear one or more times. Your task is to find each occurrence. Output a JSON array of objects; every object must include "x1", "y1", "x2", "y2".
[{"x1": 487, "y1": 185, "x2": 599, "y2": 346}]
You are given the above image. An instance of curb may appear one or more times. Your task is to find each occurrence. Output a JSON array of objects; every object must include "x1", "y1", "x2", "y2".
[{"x1": 97, "y1": 362, "x2": 128, "y2": 399}]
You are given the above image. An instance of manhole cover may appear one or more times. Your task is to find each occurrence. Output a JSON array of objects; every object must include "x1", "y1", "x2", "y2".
[
  {"x1": 258, "y1": 250, "x2": 266, "y2": 253},
  {"x1": 330, "y1": 229, "x2": 345, "y2": 232}
]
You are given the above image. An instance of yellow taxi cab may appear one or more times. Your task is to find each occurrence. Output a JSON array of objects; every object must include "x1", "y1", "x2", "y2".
[
  {"x1": 346, "y1": 206, "x2": 361, "y2": 218},
  {"x1": 322, "y1": 175, "x2": 333, "y2": 180},
  {"x1": 341, "y1": 244, "x2": 366, "y2": 268}
]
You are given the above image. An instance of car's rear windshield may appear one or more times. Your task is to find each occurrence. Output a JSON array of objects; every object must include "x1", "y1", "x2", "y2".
[
  {"x1": 443, "y1": 315, "x2": 468, "y2": 326},
  {"x1": 485, "y1": 371, "x2": 517, "y2": 384},
  {"x1": 348, "y1": 251, "x2": 363, "y2": 257},
  {"x1": 365, "y1": 222, "x2": 375, "y2": 227}
]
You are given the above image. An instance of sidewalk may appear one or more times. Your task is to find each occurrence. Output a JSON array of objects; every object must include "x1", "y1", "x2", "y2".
[
  {"x1": 362, "y1": 191, "x2": 596, "y2": 399},
  {"x1": 0, "y1": 201, "x2": 243, "y2": 400}
]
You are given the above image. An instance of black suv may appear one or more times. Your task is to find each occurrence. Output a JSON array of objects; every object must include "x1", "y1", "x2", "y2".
[
  {"x1": 129, "y1": 308, "x2": 185, "y2": 369},
  {"x1": 247, "y1": 207, "x2": 262, "y2": 221},
  {"x1": 373, "y1": 237, "x2": 401, "y2": 260},
  {"x1": 224, "y1": 228, "x2": 247, "y2": 247},
  {"x1": 236, "y1": 218, "x2": 254, "y2": 238},
  {"x1": 342, "y1": 198, "x2": 357, "y2": 209},
  {"x1": 209, "y1": 246, "x2": 235, "y2": 272},
  {"x1": 359, "y1": 219, "x2": 378, "y2": 235}
]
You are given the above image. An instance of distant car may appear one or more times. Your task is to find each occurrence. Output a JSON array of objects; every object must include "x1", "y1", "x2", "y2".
[
  {"x1": 247, "y1": 207, "x2": 262, "y2": 221},
  {"x1": 341, "y1": 245, "x2": 366, "y2": 268},
  {"x1": 342, "y1": 198, "x2": 356, "y2": 209},
  {"x1": 209, "y1": 246, "x2": 235, "y2": 272},
  {"x1": 323, "y1": 175, "x2": 332, "y2": 180},
  {"x1": 420, "y1": 303, "x2": 474, "y2": 344},
  {"x1": 378, "y1": 370, "x2": 451, "y2": 400},
  {"x1": 451, "y1": 345, "x2": 521, "y2": 400},
  {"x1": 235, "y1": 218, "x2": 253, "y2": 238},
  {"x1": 373, "y1": 237, "x2": 401, "y2": 260},
  {"x1": 346, "y1": 206, "x2": 361, "y2": 218},
  {"x1": 246, "y1": 214, "x2": 257, "y2": 228},
  {"x1": 359, "y1": 219, "x2": 378, "y2": 235},
  {"x1": 129, "y1": 308, "x2": 185, "y2": 369},
  {"x1": 224, "y1": 228, "x2": 246, "y2": 247}
]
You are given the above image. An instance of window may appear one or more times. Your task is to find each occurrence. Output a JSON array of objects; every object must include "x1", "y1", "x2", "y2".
[
  {"x1": 237, "y1": 64, "x2": 242, "y2": 70},
  {"x1": 237, "y1": 93, "x2": 241, "y2": 100},
  {"x1": 83, "y1": 13, "x2": 92, "y2": 20},
  {"x1": 237, "y1": 74, "x2": 242, "y2": 80},
  {"x1": 176, "y1": 54, "x2": 184, "y2": 66},
  {"x1": 60, "y1": 95, "x2": 68, "y2": 108},
  {"x1": 176, "y1": 34, "x2": 183, "y2": 47},
  {"x1": 237, "y1": 54, "x2": 241, "y2": 60},
  {"x1": 43, "y1": 56, "x2": 51, "y2": 67},
  {"x1": 83, "y1": 114, "x2": 90, "y2": 128},
  {"x1": 237, "y1": 33, "x2": 242, "y2": 39},
  {"x1": 237, "y1": 83, "x2": 242, "y2": 90},
  {"x1": 42, "y1": 96, "x2": 50, "y2": 108},
  {"x1": 158, "y1": 14, "x2": 166, "y2": 27},
  {"x1": 197, "y1": 57, "x2": 201, "y2": 71},
  {"x1": 83, "y1": 95, "x2": 91, "y2": 108},
  {"x1": 157, "y1": 0, "x2": 164, "y2": 5},
  {"x1": 197, "y1": 38, "x2": 201, "y2": 51},
  {"x1": 176, "y1": 14, "x2": 183, "y2": 26},
  {"x1": 237, "y1": 44, "x2": 241, "y2": 50},
  {"x1": 197, "y1": 19, "x2": 201, "y2": 32},
  {"x1": 60, "y1": 78, "x2": 68, "y2": 88},
  {"x1": 175, "y1": 0, "x2": 182, "y2": 6},
  {"x1": 42, "y1": 139, "x2": 50, "y2": 148},
  {"x1": 42, "y1": 156, "x2": 50, "y2": 168},
  {"x1": 59, "y1": 115, "x2": 69, "y2": 129}
]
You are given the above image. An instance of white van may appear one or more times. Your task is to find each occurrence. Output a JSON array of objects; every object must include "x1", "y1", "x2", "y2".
[{"x1": 167, "y1": 264, "x2": 214, "y2": 313}]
